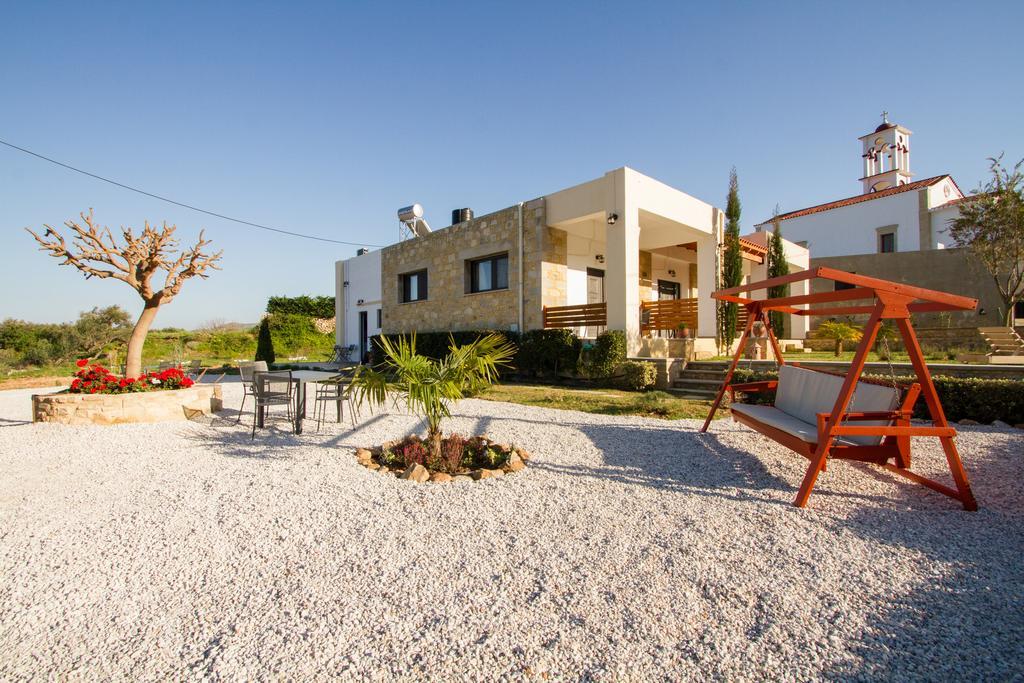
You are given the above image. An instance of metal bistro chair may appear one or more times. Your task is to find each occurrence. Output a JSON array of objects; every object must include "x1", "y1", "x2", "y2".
[
  {"x1": 251, "y1": 370, "x2": 295, "y2": 439},
  {"x1": 312, "y1": 369, "x2": 359, "y2": 431},
  {"x1": 236, "y1": 360, "x2": 269, "y2": 423}
]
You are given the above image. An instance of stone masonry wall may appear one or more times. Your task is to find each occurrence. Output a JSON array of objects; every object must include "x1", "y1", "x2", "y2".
[
  {"x1": 33, "y1": 385, "x2": 223, "y2": 425},
  {"x1": 382, "y1": 199, "x2": 566, "y2": 334}
]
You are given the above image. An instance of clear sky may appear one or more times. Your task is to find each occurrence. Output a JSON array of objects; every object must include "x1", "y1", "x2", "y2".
[{"x1": 2, "y1": 0, "x2": 1021, "y2": 329}]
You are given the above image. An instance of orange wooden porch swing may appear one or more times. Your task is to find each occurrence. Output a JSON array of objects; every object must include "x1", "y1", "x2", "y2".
[{"x1": 700, "y1": 267, "x2": 978, "y2": 511}]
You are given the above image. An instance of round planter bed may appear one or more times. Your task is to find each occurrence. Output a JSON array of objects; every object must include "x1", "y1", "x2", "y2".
[
  {"x1": 32, "y1": 385, "x2": 223, "y2": 425},
  {"x1": 355, "y1": 436, "x2": 530, "y2": 483}
]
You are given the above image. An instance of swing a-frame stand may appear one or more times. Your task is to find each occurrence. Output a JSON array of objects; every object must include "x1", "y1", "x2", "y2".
[{"x1": 701, "y1": 267, "x2": 978, "y2": 511}]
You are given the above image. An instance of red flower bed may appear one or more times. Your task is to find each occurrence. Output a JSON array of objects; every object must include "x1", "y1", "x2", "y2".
[{"x1": 69, "y1": 359, "x2": 194, "y2": 395}]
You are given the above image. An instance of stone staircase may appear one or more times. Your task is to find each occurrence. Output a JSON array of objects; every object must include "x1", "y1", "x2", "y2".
[
  {"x1": 669, "y1": 360, "x2": 729, "y2": 400},
  {"x1": 977, "y1": 327, "x2": 1024, "y2": 360}
]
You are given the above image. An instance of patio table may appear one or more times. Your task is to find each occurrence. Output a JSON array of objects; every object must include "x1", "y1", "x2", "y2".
[{"x1": 256, "y1": 370, "x2": 347, "y2": 434}]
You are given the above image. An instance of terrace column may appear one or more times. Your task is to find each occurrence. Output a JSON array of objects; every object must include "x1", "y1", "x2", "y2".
[
  {"x1": 605, "y1": 206, "x2": 641, "y2": 356},
  {"x1": 790, "y1": 277, "x2": 810, "y2": 339},
  {"x1": 696, "y1": 233, "x2": 718, "y2": 343}
]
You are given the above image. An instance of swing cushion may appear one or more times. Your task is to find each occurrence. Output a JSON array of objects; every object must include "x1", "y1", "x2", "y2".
[{"x1": 733, "y1": 365, "x2": 901, "y2": 447}]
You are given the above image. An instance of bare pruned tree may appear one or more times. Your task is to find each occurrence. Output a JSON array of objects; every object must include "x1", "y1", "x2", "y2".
[{"x1": 27, "y1": 210, "x2": 223, "y2": 377}]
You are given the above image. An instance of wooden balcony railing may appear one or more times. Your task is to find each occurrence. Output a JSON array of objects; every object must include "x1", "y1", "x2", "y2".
[
  {"x1": 545, "y1": 298, "x2": 748, "y2": 336},
  {"x1": 542, "y1": 302, "x2": 607, "y2": 329},
  {"x1": 640, "y1": 298, "x2": 698, "y2": 334}
]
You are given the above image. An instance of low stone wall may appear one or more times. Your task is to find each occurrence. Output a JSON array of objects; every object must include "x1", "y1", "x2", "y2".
[{"x1": 32, "y1": 385, "x2": 223, "y2": 425}]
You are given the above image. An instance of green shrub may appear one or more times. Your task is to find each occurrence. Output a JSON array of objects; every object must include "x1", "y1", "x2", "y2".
[
  {"x1": 618, "y1": 360, "x2": 657, "y2": 391},
  {"x1": 255, "y1": 318, "x2": 276, "y2": 363},
  {"x1": 371, "y1": 330, "x2": 521, "y2": 367},
  {"x1": 585, "y1": 330, "x2": 627, "y2": 378},
  {"x1": 730, "y1": 368, "x2": 1024, "y2": 424},
  {"x1": 515, "y1": 329, "x2": 581, "y2": 376},
  {"x1": 266, "y1": 295, "x2": 335, "y2": 318}
]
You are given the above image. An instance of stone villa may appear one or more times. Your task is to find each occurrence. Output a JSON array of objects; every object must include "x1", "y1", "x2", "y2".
[{"x1": 335, "y1": 167, "x2": 809, "y2": 363}]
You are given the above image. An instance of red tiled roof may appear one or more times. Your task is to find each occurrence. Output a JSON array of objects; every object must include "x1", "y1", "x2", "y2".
[{"x1": 758, "y1": 175, "x2": 950, "y2": 225}]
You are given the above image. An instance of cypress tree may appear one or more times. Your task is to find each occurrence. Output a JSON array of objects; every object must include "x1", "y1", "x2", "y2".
[
  {"x1": 766, "y1": 209, "x2": 791, "y2": 337},
  {"x1": 255, "y1": 316, "x2": 276, "y2": 364},
  {"x1": 720, "y1": 168, "x2": 743, "y2": 350}
]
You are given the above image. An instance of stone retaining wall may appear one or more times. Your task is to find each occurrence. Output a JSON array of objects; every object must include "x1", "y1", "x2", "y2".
[{"x1": 32, "y1": 385, "x2": 223, "y2": 425}]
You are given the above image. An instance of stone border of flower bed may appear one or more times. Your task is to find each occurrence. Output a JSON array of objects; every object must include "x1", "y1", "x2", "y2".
[
  {"x1": 354, "y1": 439, "x2": 530, "y2": 483},
  {"x1": 32, "y1": 385, "x2": 223, "y2": 425}
]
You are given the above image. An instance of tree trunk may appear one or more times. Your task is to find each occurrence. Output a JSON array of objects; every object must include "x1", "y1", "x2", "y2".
[
  {"x1": 427, "y1": 429, "x2": 442, "y2": 465},
  {"x1": 835, "y1": 340, "x2": 842, "y2": 357},
  {"x1": 125, "y1": 301, "x2": 160, "y2": 377}
]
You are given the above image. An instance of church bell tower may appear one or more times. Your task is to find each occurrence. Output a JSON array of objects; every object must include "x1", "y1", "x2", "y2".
[{"x1": 859, "y1": 112, "x2": 913, "y2": 193}]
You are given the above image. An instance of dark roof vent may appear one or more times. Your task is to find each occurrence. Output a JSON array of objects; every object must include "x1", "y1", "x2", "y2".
[{"x1": 451, "y1": 208, "x2": 474, "y2": 225}]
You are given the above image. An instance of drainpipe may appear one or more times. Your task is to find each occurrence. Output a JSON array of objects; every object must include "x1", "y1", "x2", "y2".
[{"x1": 517, "y1": 202, "x2": 525, "y2": 333}]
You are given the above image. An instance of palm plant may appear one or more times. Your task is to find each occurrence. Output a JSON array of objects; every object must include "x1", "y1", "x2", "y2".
[
  {"x1": 814, "y1": 321, "x2": 863, "y2": 356},
  {"x1": 350, "y1": 333, "x2": 517, "y2": 460}
]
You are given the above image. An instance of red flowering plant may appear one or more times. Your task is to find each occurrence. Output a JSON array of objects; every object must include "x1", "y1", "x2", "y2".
[{"x1": 68, "y1": 359, "x2": 194, "y2": 394}]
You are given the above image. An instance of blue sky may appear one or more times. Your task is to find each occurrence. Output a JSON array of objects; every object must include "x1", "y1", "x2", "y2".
[{"x1": 2, "y1": 1, "x2": 1021, "y2": 328}]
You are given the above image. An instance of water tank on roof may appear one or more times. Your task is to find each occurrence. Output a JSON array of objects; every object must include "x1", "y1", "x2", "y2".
[
  {"x1": 452, "y1": 208, "x2": 473, "y2": 225},
  {"x1": 397, "y1": 204, "x2": 424, "y2": 223}
]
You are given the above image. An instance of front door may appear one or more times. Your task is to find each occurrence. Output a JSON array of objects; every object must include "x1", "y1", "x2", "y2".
[
  {"x1": 586, "y1": 268, "x2": 605, "y2": 338},
  {"x1": 358, "y1": 311, "x2": 368, "y2": 363}
]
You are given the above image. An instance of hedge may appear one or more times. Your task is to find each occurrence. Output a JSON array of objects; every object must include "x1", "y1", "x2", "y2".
[
  {"x1": 618, "y1": 360, "x2": 657, "y2": 391},
  {"x1": 731, "y1": 368, "x2": 1024, "y2": 425},
  {"x1": 371, "y1": 330, "x2": 521, "y2": 364},
  {"x1": 516, "y1": 329, "x2": 581, "y2": 376},
  {"x1": 266, "y1": 295, "x2": 335, "y2": 319}
]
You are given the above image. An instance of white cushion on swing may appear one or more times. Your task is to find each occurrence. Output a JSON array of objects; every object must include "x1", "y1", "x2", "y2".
[{"x1": 733, "y1": 365, "x2": 900, "y2": 447}]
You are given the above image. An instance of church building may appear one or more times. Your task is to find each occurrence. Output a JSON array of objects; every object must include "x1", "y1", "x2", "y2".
[
  {"x1": 754, "y1": 114, "x2": 965, "y2": 257},
  {"x1": 752, "y1": 114, "x2": 1020, "y2": 333}
]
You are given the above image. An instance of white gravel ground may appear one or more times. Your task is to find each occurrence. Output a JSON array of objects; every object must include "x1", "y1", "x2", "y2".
[{"x1": 1, "y1": 383, "x2": 1021, "y2": 680}]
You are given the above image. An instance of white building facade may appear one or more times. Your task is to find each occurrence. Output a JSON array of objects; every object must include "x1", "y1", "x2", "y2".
[{"x1": 334, "y1": 248, "x2": 382, "y2": 363}]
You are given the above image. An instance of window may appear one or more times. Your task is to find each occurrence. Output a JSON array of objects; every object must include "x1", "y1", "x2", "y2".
[
  {"x1": 879, "y1": 232, "x2": 896, "y2": 253},
  {"x1": 835, "y1": 273, "x2": 856, "y2": 292},
  {"x1": 376, "y1": 308, "x2": 382, "y2": 328},
  {"x1": 657, "y1": 280, "x2": 680, "y2": 300},
  {"x1": 400, "y1": 270, "x2": 427, "y2": 303},
  {"x1": 468, "y1": 253, "x2": 509, "y2": 293}
]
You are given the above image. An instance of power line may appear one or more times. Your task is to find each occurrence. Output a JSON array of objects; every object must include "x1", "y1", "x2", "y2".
[{"x1": 0, "y1": 138, "x2": 383, "y2": 248}]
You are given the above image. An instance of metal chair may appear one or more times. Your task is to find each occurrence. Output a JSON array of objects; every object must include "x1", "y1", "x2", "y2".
[
  {"x1": 312, "y1": 370, "x2": 358, "y2": 431},
  {"x1": 236, "y1": 360, "x2": 269, "y2": 423},
  {"x1": 251, "y1": 370, "x2": 295, "y2": 439}
]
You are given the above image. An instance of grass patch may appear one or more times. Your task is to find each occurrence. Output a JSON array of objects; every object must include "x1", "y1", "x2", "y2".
[{"x1": 478, "y1": 383, "x2": 716, "y2": 420}]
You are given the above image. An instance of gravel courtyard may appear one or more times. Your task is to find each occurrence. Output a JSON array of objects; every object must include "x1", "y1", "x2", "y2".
[{"x1": 1, "y1": 383, "x2": 1021, "y2": 680}]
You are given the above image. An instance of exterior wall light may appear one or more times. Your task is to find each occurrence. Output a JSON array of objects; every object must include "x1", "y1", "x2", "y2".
[
  {"x1": 595, "y1": 254, "x2": 605, "y2": 263},
  {"x1": 606, "y1": 212, "x2": 618, "y2": 225},
  {"x1": 668, "y1": 269, "x2": 676, "y2": 277}
]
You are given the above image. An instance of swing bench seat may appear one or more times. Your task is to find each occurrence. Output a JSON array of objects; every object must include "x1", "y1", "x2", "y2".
[{"x1": 728, "y1": 365, "x2": 915, "y2": 460}]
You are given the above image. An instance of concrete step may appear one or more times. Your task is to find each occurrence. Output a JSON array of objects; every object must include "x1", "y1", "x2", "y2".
[
  {"x1": 677, "y1": 370, "x2": 729, "y2": 380},
  {"x1": 673, "y1": 378, "x2": 724, "y2": 389}
]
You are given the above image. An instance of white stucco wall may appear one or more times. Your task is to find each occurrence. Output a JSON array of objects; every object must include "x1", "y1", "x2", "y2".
[
  {"x1": 770, "y1": 190, "x2": 922, "y2": 257},
  {"x1": 930, "y1": 204, "x2": 961, "y2": 249},
  {"x1": 335, "y1": 250, "x2": 382, "y2": 355}
]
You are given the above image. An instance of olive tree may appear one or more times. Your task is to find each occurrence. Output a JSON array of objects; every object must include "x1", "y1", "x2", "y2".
[
  {"x1": 949, "y1": 156, "x2": 1024, "y2": 325},
  {"x1": 27, "y1": 210, "x2": 222, "y2": 377}
]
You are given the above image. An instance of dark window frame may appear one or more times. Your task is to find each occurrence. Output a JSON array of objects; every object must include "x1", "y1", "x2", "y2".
[
  {"x1": 400, "y1": 269, "x2": 428, "y2": 303},
  {"x1": 879, "y1": 231, "x2": 896, "y2": 253},
  {"x1": 468, "y1": 253, "x2": 509, "y2": 294},
  {"x1": 376, "y1": 308, "x2": 382, "y2": 328}
]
